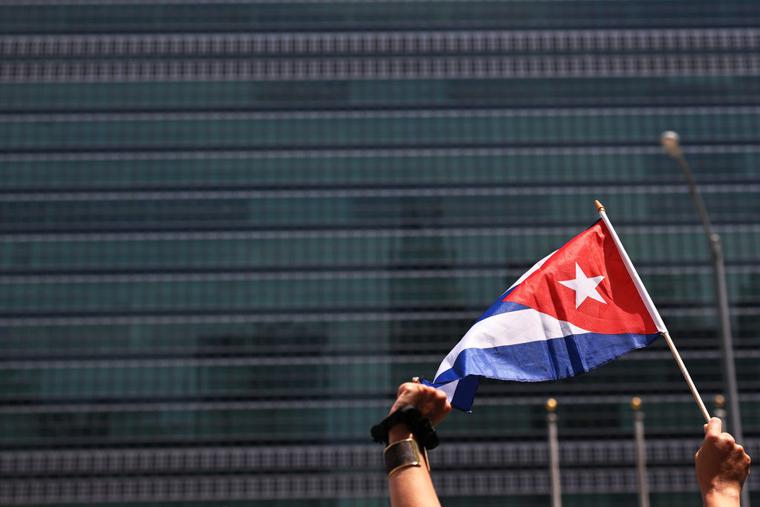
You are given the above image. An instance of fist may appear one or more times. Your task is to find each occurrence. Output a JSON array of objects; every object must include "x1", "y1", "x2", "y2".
[
  {"x1": 389, "y1": 381, "x2": 452, "y2": 427},
  {"x1": 695, "y1": 417, "x2": 751, "y2": 498}
]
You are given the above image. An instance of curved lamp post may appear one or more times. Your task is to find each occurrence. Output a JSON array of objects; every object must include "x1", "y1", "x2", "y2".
[{"x1": 660, "y1": 131, "x2": 748, "y2": 507}]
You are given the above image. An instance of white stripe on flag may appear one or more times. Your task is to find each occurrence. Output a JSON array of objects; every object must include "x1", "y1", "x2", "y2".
[
  {"x1": 437, "y1": 379, "x2": 460, "y2": 400},
  {"x1": 434, "y1": 307, "x2": 591, "y2": 379}
]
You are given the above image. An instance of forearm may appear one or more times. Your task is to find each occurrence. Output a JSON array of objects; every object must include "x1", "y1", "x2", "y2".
[{"x1": 387, "y1": 424, "x2": 442, "y2": 507}]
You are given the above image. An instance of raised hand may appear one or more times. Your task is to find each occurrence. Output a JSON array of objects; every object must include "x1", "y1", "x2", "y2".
[
  {"x1": 695, "y1": 417, "x2": 751, "y2": 506},
  {"x1": 389, "y1": 381, "x2": 452, "y2": 428}
]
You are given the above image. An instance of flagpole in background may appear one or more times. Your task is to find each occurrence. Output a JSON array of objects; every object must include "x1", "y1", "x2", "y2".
[
  {"x1": 631, "y1": 397, "x2": 650, "y2": 507},
  {"x1": 713, "y1": 394, "x2": 727, "y2": 426},
  {"x1": 546, "y1": 398, "x2": 562, "y2": 507},
  {"x1": 594, "y1": 200, "x2": 711, "y2": 422}
]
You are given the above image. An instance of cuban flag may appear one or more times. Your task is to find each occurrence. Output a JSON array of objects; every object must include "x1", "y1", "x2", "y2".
[{"x1": 425, "y1": 219, "x2": 666, "y2": 412}]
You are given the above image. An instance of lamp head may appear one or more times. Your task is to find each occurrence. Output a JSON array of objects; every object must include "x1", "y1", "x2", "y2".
[{"x1": 660, "y1": 130, "x2": 682, "y2": 158}]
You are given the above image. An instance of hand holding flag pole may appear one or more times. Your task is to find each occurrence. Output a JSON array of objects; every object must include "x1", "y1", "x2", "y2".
[{"x1": 595, "y1": 200, "x2": 710, "y2": 422}]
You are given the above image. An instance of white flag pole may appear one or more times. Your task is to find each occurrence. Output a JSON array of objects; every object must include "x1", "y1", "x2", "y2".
[
  {"x1": 594, "y1": 200, "x2": 710, "y2": 422},
  {"x1": 631, "y1": 397, "x2": 650, "y2": 507},
  {"x1": 545, "y1": 398, "x2": 562, "y2": 507}
]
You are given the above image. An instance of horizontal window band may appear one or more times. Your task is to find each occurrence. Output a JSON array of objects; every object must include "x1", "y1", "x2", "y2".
[
  {"x1": 1, "y1": 438, "x2": 755, "y2": 477},
  {"x1": 3, "y1": 392, "x2": 760, "y2": 414},
  {"x1": 0, "y1": 143, "x2": 759, "y2": 162},
  {"x1": 1, "y1": 223, "x2": 758, "y2": 242},
  {"x1": 0, "y1": 467, "x2": 727, "y2": 502},
  {"x1": 3, "y1": 104, "x2": 760, "y2": 122},
  {"x1": 3, "y1": 28, "x2": 760, "y2": 58},
  {"x1": 0, "y1": 183, "x2": 758, "y2": 202},
  {"x1": 1, "y1": 77, "x2": 759, "y2": 114},
  {"x1": 0, "y1": 1, "x2": 754, "y2": 34},
  {"x1": 0, "y1": 263, "x2": 759, "y2": 284},
  {"x1": 1, "y1": 306, "x2": 759, "y2": 326},
  {"x1": 2, "y1": 54, "x2": 760, "y2": 83},
  {"x1": 2, "y1": 349, "x2": 759, "y2": 371}
]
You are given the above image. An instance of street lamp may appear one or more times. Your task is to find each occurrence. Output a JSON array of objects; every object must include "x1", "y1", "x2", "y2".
[{"x1": 660, "y1": 131, "x2": 748, "y2": 506}]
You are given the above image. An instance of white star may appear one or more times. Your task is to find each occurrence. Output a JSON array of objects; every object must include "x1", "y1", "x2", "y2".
[{"x1": 558, "y1": 263, "x2": 607, "y2": 309}]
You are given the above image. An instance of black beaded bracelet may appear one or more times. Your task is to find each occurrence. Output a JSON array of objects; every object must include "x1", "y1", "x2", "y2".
[{"x1": 370, "y1": 405, "x2": 439, "y2": 450}]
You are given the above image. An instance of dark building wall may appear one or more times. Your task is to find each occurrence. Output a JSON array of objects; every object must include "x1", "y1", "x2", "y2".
[{"x1": 0, "y1": 1, "x2": 759, "y2": 505}]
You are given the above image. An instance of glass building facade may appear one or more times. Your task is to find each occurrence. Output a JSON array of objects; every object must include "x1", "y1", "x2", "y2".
[{"x1": 1, "y1": 1, "x2": 759, "y2": 506}]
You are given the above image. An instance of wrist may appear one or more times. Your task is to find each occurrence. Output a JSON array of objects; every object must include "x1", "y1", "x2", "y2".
[
  {"x1": 702, "y1": 484, "x2": 741, "y2": 503},
  {"x1": 388, "y1": 423, "x2": 413, "y2": 443},
  {"x1": 371, "y1": 405, "x2": 439, "y2": 449}
]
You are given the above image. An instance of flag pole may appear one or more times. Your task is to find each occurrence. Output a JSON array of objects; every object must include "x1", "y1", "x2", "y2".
[
  {"x1": 545, "y1": 398, "x2": 562, "y2": 507},
  {"x1": 713, "y1": 394, "x2": 727, "y2": 426},
  {"x1": 631, "y1": 397, "x2": 650, "y2": 507},
  {"x1": 594, "y1": 200, "x2": 710, "y2": 422}
]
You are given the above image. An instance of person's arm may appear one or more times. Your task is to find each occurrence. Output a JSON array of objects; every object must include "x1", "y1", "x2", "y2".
[
  {"x1": 385, "y1": 381, "x2": 451, "y2": 507},
  {"x1": 695, "y1": 417, "x2": 751, "y2": 507}
]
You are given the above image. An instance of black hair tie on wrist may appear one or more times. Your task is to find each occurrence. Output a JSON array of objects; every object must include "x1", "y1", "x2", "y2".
[{"x1": 370, "y1": 405, "x2": 439, "y2": 450}]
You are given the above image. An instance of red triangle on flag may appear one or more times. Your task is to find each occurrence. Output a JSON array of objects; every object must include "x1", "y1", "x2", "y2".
[{"x1": 505, "y1": 220, "x2": 659, "y2": 335}]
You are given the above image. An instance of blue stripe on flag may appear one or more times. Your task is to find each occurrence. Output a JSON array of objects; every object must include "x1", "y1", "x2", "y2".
[
  {"x1": 450, "y1": 375, "x2": 480, "y2": 412},
  {"x1": 431, "y1": 331, "x2": 659, "y2": 411}
]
